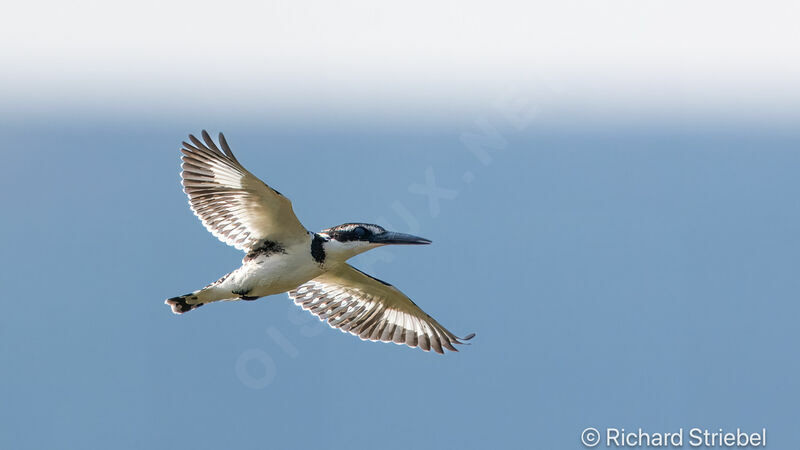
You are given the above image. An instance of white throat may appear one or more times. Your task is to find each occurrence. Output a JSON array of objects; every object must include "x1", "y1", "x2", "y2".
[{"x1": 320, "y1": 235, "x2": 381, "y2": 263}]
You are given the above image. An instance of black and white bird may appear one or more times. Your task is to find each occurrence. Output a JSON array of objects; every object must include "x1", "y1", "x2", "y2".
[{"x1": 166, "y1": 131, "x2": 474, "y2": 354}]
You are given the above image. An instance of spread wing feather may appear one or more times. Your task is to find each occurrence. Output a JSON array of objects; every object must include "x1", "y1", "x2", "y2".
[
  {"x1": 180, "y1": 130, "x2": 307, "y2": 250},
  {"x1": 288, "y1": 264, "x2": 474, "y2": 354}
]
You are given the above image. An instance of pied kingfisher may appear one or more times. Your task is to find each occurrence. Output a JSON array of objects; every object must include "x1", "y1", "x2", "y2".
[{"x1": 166, "y1": 131, "x2": 474, "y2": 354}]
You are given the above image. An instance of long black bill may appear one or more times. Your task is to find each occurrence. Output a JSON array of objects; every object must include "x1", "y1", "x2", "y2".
[{"x1": 370, "y1": 231, "x2": 432, "y2": 245}]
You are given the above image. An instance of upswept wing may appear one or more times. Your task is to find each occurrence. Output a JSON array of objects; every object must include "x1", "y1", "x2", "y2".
[
  {"x1": 180, "y1": 130, "x2": 307, "y2": 250},
  {"x1": 289, "y1": 264, "x2": 474, "y2": 354}
]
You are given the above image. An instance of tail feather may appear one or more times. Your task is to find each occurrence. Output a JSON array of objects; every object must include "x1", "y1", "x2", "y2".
[
  {"x1": 166, "y1": 293, "x2": 205, "y2": 314},
  {"x1": 167, "y1": 272, "x2": 237, "y2": 314}
]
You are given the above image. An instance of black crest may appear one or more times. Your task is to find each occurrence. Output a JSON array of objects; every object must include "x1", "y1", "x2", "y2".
[{"x1": 322, "y1": 223, "x2": 386, "y2": 242}]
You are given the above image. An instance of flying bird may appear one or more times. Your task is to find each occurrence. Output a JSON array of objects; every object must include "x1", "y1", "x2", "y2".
[{"x1": 166, "y1": 131, "x2": 474, "y2": 353}]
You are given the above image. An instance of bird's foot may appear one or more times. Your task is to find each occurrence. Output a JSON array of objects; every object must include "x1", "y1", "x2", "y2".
[{"x1": 232, "y1": 289, "x2": 260, "y2": 301}]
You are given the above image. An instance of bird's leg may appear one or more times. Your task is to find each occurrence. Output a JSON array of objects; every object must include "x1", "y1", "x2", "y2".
[{"x1": 232, "y1": 288, "x2": 260, "y2": 301}]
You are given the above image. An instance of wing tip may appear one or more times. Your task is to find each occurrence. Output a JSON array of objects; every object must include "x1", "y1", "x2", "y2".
[
  {"x1": 461, "y1": 332, "x2": 476, "y2": 341},
  {"x1": 450, "y1": 332, "x2": 476, "y2": 349},
  {"x1": 182, "y1": 130, "x2": 241, "y2": 165},
  {"x1": 218, "y1": 132, "x2": 239, "y2": 162}
]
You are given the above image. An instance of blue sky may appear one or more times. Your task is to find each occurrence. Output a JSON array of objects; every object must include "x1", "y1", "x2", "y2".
[
  {"x1": 2, "y1": 119, "x2": 799, "y2": 449},
  {"x1": 2, "y1": 1, "x2": 800, "y2": 449}
]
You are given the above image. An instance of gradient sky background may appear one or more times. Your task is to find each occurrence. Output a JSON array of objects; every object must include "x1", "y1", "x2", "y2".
[{"x1": 2, "y1": 2, "x2": 800, "y2": 449}]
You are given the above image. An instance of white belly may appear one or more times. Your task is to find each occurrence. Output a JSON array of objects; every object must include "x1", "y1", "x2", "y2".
[{"x1": 232, "y1": 242, "x2": 325, "y2": 297}]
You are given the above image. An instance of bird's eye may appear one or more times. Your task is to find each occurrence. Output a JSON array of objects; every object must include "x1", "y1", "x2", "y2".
[{"x1": 354, "y1": 226, "x2": 367, "y2": 238}]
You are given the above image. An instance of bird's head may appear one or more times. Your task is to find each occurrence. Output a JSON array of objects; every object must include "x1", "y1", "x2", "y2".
[{"x1": 318, "y1": 223, "x2": 431, "y2": 261}]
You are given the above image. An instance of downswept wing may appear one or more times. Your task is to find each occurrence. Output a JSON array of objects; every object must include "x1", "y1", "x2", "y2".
[
  {"x1": 289, "y1": 264, "x2": 474, "y2": 354},
  {"x1": 180, "y1": 130, "x2": 307, "y2": 251}
]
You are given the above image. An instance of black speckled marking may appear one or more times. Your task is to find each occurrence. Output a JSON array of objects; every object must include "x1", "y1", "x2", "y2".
[
  {"x1": 244, "y1": 240, "x2": 286, "y2": 262},
  {"x1": 166, "y1": 294, "x2": 202, "y2": 313},
  {"x1": 311, "y1": 233, "x2": 326, "y2": 264},
  {"x1": 239, "y1": 295, "x2": 259, "y2": 301}
]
